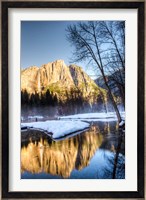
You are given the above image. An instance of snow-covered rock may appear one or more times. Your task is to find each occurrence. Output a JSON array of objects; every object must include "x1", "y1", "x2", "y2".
[
  {"x1": 21, "y1": 120, "x2": 90, "y2": 139},
  {"x1": 119, "y1": 120, "x2": 125, "y2": 127}
]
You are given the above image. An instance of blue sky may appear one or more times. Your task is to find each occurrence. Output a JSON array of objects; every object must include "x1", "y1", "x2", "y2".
[{"x1": 21, "y1": 21, "x2": 97, "y2": 78}]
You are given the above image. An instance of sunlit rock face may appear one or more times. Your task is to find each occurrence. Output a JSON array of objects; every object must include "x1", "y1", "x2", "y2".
[
  {"x1": 21, "y1": 66, "x2": 39, "y2": 94},
  {"x1": 21, "y1": 60, "x2": 107, "y2": 103},
  {"x1": 38, "y1": 60, "x2": 75, "y2": 90},
  {"x1": 21, "y1": 60, "x2": 74, "y2": 93},
  {"x1": 21, "y1": 127, "x2": 103, "y2": 178}
]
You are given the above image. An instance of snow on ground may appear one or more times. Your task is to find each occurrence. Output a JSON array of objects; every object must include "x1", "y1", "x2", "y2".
[
  {"x1": 21, "y1": 120, "x2": 90, "y2": 139},
  {"x1": 59, "y1": 112, "x2": 125, "y2": 122},
  {"x1": 59, "y1": 118, "x2": 117, "y2": 122},
  {"x1": 28, "y1": 115, "x2": 44, "y2": 119},
  {"x1": 21, "y1": 112, "x2": 125, "y2": 139}
]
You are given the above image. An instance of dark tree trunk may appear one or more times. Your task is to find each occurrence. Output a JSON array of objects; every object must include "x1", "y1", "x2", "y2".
[
  {"x1": 102, "y1": 71, "x2": 122, "y2": 122},
  {"x1": 119, "y1": 85, "x2": 125, "y2": 108},
  {"x1": 112, "y1": 135, "x2": 123, "y2": 179}
]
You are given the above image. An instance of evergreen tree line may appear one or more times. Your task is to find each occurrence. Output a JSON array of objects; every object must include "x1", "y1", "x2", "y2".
[
  {"x1": 21, "y1": 88, "x2": 106, "y2": 108},
  {"x1": 21, "y1": 89, "x2": 58, "y2": 106}
]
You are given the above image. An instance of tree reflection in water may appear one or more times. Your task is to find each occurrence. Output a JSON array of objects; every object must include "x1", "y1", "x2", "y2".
[
  {"x1": 21, "y1": 122, "x2": 125, "y2": 179},
  {"x1": 98, "y1": 133, "x2": 125, "y2": 179}
]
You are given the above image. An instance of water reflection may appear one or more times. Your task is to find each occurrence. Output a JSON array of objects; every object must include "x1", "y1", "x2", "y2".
[
  {"x1": 21, "y1": 125, "x2": 103, "y2": 178},
  {"x1": 98, "y1": 134, "x2": 125, "y2": 179},
  {"x1": 21, "y1": 122, "x2": 125, "y2": 179}
]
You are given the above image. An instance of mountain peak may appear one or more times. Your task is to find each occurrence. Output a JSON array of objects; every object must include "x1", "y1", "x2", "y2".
[
  {"x1": 21, "y1": 60, "x2": 107, "y2": 104},
  {"x1": 49, "y1": 59, "x2": 65, "y2": 67},
  {"x1": 23, "y1": 65, "x2": 39, "y2": 71}
]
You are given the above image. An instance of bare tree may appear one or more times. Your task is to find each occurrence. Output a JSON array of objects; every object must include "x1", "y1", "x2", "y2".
[
  {"x1": 99, "y1": 21, "x2": 125, "y2": 106},
  {"x1": 66, "y1": 21, "x2": 123, "y2": 122},
  {"x1": 100, "y1": 21, "x2": 125, "y2": 70}
]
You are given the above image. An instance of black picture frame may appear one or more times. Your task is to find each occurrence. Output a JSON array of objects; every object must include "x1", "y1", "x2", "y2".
[{"x1": 1, "y1": 1, "x2": 145, "y2": 199}]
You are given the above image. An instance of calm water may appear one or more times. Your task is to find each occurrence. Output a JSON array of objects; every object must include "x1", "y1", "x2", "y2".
[{"x1": 21, "y1": 120, "x2": 125, "y2": 179}]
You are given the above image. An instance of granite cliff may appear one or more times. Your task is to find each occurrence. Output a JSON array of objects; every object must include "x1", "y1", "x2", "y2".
[{"x1": 21, "y1": 60, "x2": 107, "y2": 104}]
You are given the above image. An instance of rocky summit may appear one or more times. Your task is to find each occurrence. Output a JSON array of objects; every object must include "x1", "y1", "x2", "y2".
[{"x1": 21, "y1": 60, "x2": 107, "y2": 104}]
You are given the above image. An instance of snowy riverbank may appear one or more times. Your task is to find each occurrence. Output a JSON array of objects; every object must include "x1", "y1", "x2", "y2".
[
  {"x1": 21, "y1": 112, "x2": 125, "y2": 139},
  {"x1": 21, "y1": 120, "x2": 90, "y2": 139},
  {"x1": 59, "y1": 112, "x2": 125, "y2": 121}
]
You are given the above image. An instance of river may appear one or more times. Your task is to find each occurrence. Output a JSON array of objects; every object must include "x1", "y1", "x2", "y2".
[{"x1": 21, "y1": 106, "x2": 125, "y2": 179}]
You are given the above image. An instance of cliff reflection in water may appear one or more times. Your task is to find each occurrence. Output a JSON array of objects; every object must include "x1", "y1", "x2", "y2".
[{"x1": 21, "y1": 126, "x2": 103, "y2": 178}]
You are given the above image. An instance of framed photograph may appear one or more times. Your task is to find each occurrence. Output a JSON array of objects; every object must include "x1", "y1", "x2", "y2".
[{"x1": 1, "y1": 1, "x2": 145, "y2": 199}]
